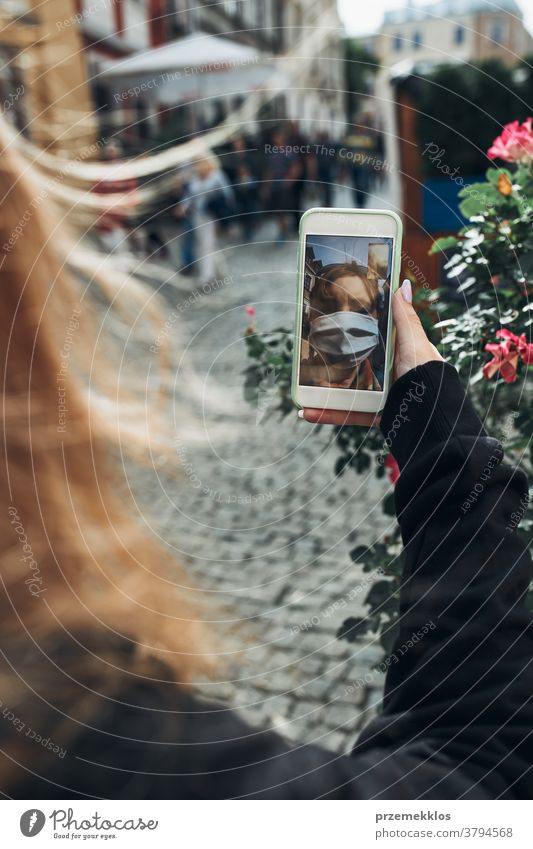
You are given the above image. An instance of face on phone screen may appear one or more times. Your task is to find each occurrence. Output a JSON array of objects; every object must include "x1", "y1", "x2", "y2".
[{"x1": 299, "y1": 234, "x2": 394, "y2": 392}]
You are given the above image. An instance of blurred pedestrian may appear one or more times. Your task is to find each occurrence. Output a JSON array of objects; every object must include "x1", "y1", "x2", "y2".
[
  {"x1": 93, "y1": 141, "x2": 138, "y2": 254},
  {"x1": 232, "y1": 164, "x2": 258, "y2": 242},
  {"x1": 134, "y1": 158, "x2": 181, "y2": 262},
  {"x1": 285, "y1": 122, "x2": 306, "y2": 228},
  {"x1": 222, "y1": 138, "x2": 259, "y2": 241},
  {"x1": 222, "y1": 137, "x2": 256, "y2": 186},
  {"x1": 299, "y1": 153, "x2": 325, "y2": 212},
  {"x1": 177, "y1": 154, "x2": 234, "y2": 283},
  {"x1": 264, "y1": 127, "x2": 302, "y2": 242},
  {"x1": 315, "y1": 130, "x2": 336, "y2": 207},
  {"x1": 170, "y1": 166, "x2": 197, "y2": 276},
  {"x1": 342, "y1": 129, "x2": 373, "y2": 208}
]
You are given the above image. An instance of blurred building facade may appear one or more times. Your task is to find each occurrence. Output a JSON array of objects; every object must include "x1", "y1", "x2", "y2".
[
  {"x1": 77, "y1": 0, "x2": 345, "y2": 149},
  {"x1": 0, "y1": 0, "x2": 345, "y2": 153},
  {"x1": 0, "y1": 0, "x2": 97, "y2": 154},
  {"x1": 375, "y1": 0, "x2": 533, "y2": 69}
]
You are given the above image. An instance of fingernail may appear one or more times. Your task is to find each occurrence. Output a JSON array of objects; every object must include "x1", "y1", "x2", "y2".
[
  {"x1": 297, "y1": 410, "x2": 304, "y2": 419},
  {"x1": 401, "y1": 279, "x2": 412, "y2": 303}
]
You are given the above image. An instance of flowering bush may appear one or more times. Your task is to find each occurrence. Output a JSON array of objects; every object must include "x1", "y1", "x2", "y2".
[
  {"x1": 243, "y1": 118, "x2": 533, "y2": 662},
  {"x1": 430, "y1": 117, "x2": 533, "y2": 454}
]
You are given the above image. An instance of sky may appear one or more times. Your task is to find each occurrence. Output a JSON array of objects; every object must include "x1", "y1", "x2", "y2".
[{"x1": 338, "y1": 0, "x2": 533, "y2": 38}]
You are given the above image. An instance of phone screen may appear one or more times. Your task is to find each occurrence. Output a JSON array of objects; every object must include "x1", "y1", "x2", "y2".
[{"x1": 299, "y1": 234, "x2": 394, "y2": 392}]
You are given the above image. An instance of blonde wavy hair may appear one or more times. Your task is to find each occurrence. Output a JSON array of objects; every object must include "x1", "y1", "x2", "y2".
[{"x1": 0, "y1": 119, "x2": 213, "y2": 786}]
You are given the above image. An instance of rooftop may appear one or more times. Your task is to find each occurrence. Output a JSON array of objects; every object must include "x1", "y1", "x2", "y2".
[{"x1": 383, "y1": 0, "x2": 523, "y2": 26}]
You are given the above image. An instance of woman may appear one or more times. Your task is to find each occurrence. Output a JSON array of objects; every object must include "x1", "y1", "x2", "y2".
[
  {"x1": 177, "y1": 154, "x2": 234, "y2": 284},
  {"x1": 1, "y1": 129, "x2": 532, "y2": 799},
  {"x1": 301, "y1": 263, "x2": 383, "y2": 390}
]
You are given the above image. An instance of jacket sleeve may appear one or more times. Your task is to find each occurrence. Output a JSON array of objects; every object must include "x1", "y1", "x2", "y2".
[{"x1": 353, "y1": 360, "x2": 533, "y2": 798}]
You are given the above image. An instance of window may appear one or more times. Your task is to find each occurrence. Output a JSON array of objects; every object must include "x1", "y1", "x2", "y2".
[
  {"x1": 454, "y1": 25, "x2": 465, "y2": 44},
  {"x1": 489, "y1": 20, "x2": 506, "y2": 44},
  {"x1": 393, "y1": 33, "x2": 402, "y2": 51},
  {"x1": 413, "y1": 31, "x2": 422, "y2": 49}
]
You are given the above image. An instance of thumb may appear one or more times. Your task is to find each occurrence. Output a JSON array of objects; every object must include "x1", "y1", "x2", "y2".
[
  {"x1": 392, "y1": 279, "x2": 442, "y2": 379},
  {"x1": 392, "y1": 280, "x2": 426, "y2": 342}
]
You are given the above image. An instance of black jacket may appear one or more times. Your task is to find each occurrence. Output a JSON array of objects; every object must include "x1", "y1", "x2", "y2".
[{"x1": 7, "y1": 362, "x2": 533, "y2": 799}]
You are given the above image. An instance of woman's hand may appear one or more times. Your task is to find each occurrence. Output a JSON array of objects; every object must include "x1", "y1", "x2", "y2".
[{"x1": 298, "y1": 280, "x2": 443, "y2": 427}]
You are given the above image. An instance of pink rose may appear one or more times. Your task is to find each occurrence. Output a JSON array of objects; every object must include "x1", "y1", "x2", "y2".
[
  {"x1": 487, "y1": 118, "x2": 533, "y2": 164},
  {"x1": 483, "y1": 328, "x2": 533, "y2": 383},
  {"x1": 384, "y1": 454, "x2": 400, "y2": 485}
]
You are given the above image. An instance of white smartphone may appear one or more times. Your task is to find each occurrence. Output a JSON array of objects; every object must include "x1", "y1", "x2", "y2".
[{"x1": 291, "y1": 208, "x2": 403, "y2": 415}]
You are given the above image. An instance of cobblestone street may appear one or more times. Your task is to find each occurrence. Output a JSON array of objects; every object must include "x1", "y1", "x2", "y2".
[{"x1": 123, "y1": 221, "x2": 393, "y2": 754}]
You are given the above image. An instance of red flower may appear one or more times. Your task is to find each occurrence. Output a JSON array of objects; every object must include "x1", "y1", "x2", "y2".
[
  {"x1": 487, "y1": 118, "x2": 533, "y2": 164},
  {"x1": 385, "y1": 454, "x2": 400, "y2": 485},
  {"x1": 245, "y1": 305, "x2": 256, "y2": 317},
  {"x1": 483, "y1": 328, "x2": 533, "y2": 383}
]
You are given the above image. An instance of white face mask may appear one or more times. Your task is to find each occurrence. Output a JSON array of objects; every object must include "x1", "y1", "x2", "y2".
[{"x1": 309, "y1": 311, "x2": 380, "y2": 366}]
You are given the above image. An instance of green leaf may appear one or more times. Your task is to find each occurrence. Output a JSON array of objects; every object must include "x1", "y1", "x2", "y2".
[
  {"x1": 447, "y1": 262, "x2": 468, "y2": 279},
  {"x1": 458, "y1": 184, "x2": 500, "y2": 219},
  {"x1": 350, "y1": 545, "x2": 372, "y2": 563},
  {"x1": 458, "y1": 182, "x2": 497, "y2": 199},
  {"x1": 457, "y1": 277, "x2": 477, "y2": 292},
  {"x1": 336, "y1": 616, "x2": 374, "y2": 643},
  {"x1": 335, "y1": 456, "x2": 350, "y2": 476},
  {"x1": 486, "y1": 167, "x2": 512, "y2": 184},
  {"x1": 383, "y1": 492, "x2": 396, "y2": 516},
  {"x1": 429, "y1": 235, "x2": 459, "y2": 255},
  {"x1": 433, "y1": 318, "x2": 458, "y2": 329},
  {"x1": 366, "y1": 580, "x2": 394, "y2": 608},
  {"x1": 459, "y1": 195, "x2": 487, "y2": 219}
]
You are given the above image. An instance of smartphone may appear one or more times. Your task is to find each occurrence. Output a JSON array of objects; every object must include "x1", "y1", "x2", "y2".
[{"x1": 291, "y1": 208, "x2": 403, "y2": 414}]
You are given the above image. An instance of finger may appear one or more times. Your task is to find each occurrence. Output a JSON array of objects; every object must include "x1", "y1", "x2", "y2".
[
  {"x1": 299, "y1": 408, "x2": 381, "y2": 428},
  {"x1": 392, "y1": 284, "x2": 427, "y2": 345},
  {"x1": 392, "y1": 283, "x2": 443, "y2": 379}
]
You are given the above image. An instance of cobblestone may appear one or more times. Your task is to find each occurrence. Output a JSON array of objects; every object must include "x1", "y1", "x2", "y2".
[{"x1": 122, "y1": 223, "x2": 391, "y2": 755}]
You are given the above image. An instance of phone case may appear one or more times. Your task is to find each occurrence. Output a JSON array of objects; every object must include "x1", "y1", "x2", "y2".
[{"x1": 291, "y1": 207, "x2": 403, "y2": 415}]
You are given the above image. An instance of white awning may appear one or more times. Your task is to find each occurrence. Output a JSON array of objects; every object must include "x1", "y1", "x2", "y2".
[
  {"x1": 99, "y1": 31, "x2": 266, "y2": 78},
  {"x1": 98, "y1": 31, "x2": 276, "y2": 105}
]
